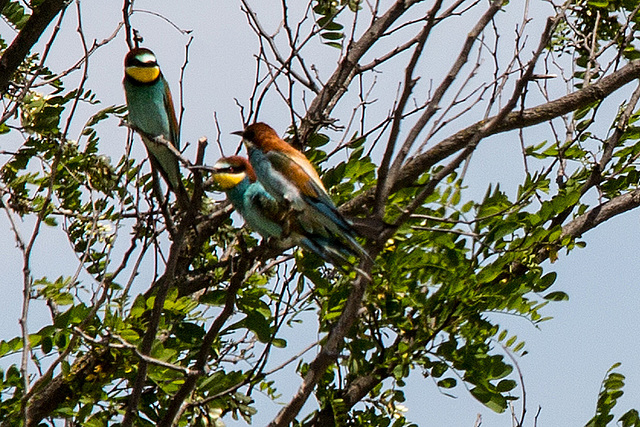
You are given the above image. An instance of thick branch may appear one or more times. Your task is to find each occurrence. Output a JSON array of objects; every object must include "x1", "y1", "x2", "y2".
[
  {"x1": 562, "y1": 189, "x2": 640, "y2": 239},
  {"x1": 268, "y1": 263, "x2": 373, "y2": 427},
  {"x1": 0, "y1": 0, "x2": 69, "y2": 93},
  {"x1": 341, "y1": 59, "x2": 640, "y2": 215},
  {"x1": 509, "y1": 188, "x2": 640, "y2": 281},
  {"x1": 23, "y1": 348, "x2": 114, "y2": 427},
  {"x1": 407, "y1": 60, "x2": 640, "y2": 185}
]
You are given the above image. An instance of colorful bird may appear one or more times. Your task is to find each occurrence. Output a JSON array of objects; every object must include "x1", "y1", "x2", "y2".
[
  {"x1": 123, "y1": 47, "x2": 189, "y2": 208},
  {"x1": 233, "y1": 122, "x2": 369, "y2": 261},
  {"x1": 211, "y1": 156, "x2": 358, "y2": 267}
]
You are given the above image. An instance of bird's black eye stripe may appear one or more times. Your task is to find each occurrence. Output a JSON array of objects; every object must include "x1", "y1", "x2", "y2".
[
  {"x1": 131, "y1": 58, "x2": 157, "y2": 67},
  {"x1": 216, "y1": 165, "x2": 244, "y2": 174}
]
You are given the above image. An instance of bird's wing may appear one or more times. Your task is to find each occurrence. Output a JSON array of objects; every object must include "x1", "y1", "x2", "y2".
[
  {"x1": 249, "y1": 187, "x2": 285, "y2": 224},
  {"x1": 265, "y1": 149, "x2": 334, "y2": 206},
  {"x1": 162, "y1": 78, "x2": 180, "y2": 149}
]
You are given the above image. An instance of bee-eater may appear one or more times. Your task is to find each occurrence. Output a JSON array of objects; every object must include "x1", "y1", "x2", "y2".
[
  {"x1": 211, "y1": 156, "x2": 358, "y2": 267},
  {"x1": 233, "y1": 122, "x2": 369, "y2": 261},
  {"x1": 123, "y1": 47, "x2": 189, "y2": 209}
]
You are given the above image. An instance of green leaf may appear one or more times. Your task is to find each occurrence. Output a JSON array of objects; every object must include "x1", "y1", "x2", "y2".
[
  {"x1": 619, "y1": 409, "x2": 640, "y2": 427},
  {"x1": 244, "y1": 311, "x2": 271, "y2": 343},
  {"x1": 496, "y1": 379, "x2": 517, "y2": 392},
  {"x1": 437, "y1": 378, "x2": 457, "y2": 389},
  {"x1": 544, "y1": 291, "x2": 569, "y2": 301},
  {"x1": 476, "y1": 264, "x2": 502, "y2": 284},
  {"x1": 317, "y1": 19, "x2": 343, "y2": 31},
  {"x1": 321, "y1": 32, "x2": 344, "y2": 40},
  {"x1": 54, "y1": 292, "x2": 74, "y2": 306},
  {"x1": 308, "y1": 132, "x2": 330, "y2": 147},
  {"x1": 41, "y1": 336, "x2": 53, "y2": 354},
  {"x1": 535, "y1": 272, "x2": 557, "y2": 292},
  {"x1": 2, "y1": 2, "x2": 29, "y2": 29},
  {"x1": 200, "y1": 290, "x2": 227, "y2": 306},
  {"x1": 470, "y1": 387, "x2": 507, "y2": 413},
  {"x1": 325, "y1": 41, "x2": 342, "y2": 49},
  {"x1": 272, "y1": 338, "x2": 287, "y2": 348},
  {"x1": 119, "y1": 329, "x2": 140, "y2": 343},
  {"x1": 587, "y1": 0, "x2": 608, "y2": 7}
]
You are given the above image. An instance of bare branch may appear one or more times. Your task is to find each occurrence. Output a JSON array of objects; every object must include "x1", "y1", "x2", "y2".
[
  {"x1": 299, "y1": 0, "x2": 423, "y2": 141},
  {"x1": 341, "y1": 59, "x2": 640, "y2": 215},
  {"x1": 385, "y1": 0, "x2": 507, "y2": 186},
  {"x1": 240, "y1": 0, "x2": 319, "y2": 93},
  {"x1": 123, "y1": 0, "x2": 134, "y2": 50},
  {"x1": 374, "y1": 0, "x2": 444, "y2": 219}
]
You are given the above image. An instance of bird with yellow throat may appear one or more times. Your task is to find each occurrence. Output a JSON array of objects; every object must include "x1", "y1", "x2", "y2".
[{"x1": 123, "y1": 47, "x2": 189, "y2": 209}]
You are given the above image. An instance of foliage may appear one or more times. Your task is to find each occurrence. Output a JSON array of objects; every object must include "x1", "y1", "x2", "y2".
[
  {"x1": 0, "y1": 0, "x2": 639, "y2": 426},
  {"x1": 585, "y1": 363, "x2": 640, "y2": 427}
]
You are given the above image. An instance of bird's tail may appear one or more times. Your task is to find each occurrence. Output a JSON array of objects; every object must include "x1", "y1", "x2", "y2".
[
  {"x1": 303, "y1": 198, "x2": 372, "y2": 262},
  {"x1": 300, "y1": 236, "x2": 350, "y2": 265},
  {"x1": 299, "y1": 235, "x2": 371, "y2": 280}
]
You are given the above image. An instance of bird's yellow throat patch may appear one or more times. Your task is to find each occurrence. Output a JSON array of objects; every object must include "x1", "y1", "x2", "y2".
[
  {"x1": 213, "y1": 172, "x2": 245, "y2": 190},
  {"x1": 126, "y1": 65, "x2": 160, "y2": 83}
]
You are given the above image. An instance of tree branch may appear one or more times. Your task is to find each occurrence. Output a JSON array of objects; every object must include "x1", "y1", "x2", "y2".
[
  {"x1": 562, "y1": 188, "x2": 640, "y2": 239},
  {"x1": 341, "y1": 59, "x2": 640, "y2": 215},
  {"x1": 385, "y1": 0, "x2": 507, "y2": 191},
  {"x1": 268, "y1": 262, "x2": 373, "y2": 427},
  {"x1": 374, "y1": 0, "x2": 443, "y2": 219},
  {"x1": 0, "y1": 0, "x2": 70, "y2": 93},
  {"x1": 158, "y1": 244, "x2": 254, "y2": 427},
  {"x1": 299, "y1": 0, "x2": 423, "y2": 142}
]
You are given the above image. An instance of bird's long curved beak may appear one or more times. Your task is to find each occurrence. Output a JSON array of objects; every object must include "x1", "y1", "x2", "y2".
[{"x1": 231, "y1": 130, "x2": 244, "y2": 137}]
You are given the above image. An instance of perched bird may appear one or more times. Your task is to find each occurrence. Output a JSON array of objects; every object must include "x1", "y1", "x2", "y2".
[
  {"x1": 123, "y1": 47, "x2": 189, "y2": 208},
  {"x1": 233, "y1": 122, "x2": 369, "y2": 261},
  {"x1": 211, "y1": 156, "x2": 358, "y2": 267}
]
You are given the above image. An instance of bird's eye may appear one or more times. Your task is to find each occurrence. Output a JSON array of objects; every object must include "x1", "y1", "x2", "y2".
[{"x1": 216, "y1": 166, "x2": 242, "y2": 174}]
